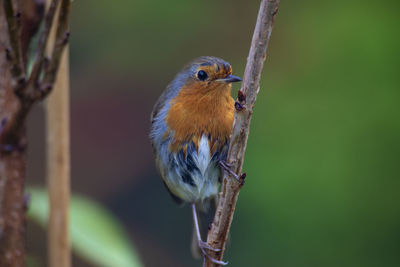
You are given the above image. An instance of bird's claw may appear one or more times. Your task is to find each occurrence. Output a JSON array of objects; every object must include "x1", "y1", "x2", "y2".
[
  {"x1": 198, "y1": 240, "x2": 228, "y2": 265},
  {"x1": 219, "y1": 160, "x2": 246, "y2": 186},
  {"x1": 198, "y1": 240, "x2": 221, "y2": 252},
  {"x1": 219, "y1": 160, "x2": 238, "y2": 180}
]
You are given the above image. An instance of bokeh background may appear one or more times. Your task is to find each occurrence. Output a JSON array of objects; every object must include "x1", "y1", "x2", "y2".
[{"x1": 25, "y1": 0, "x2": 400, "y2": 266}]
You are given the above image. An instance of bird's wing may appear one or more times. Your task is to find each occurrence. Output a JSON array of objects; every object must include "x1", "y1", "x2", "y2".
[{"x1": 150, "y1": 94, "x2": 165, "y2": 124}]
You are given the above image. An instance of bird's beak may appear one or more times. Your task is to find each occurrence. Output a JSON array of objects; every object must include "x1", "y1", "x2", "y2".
[{"x1": 216, "y1": 74, "x2": 242, "y2": 83}]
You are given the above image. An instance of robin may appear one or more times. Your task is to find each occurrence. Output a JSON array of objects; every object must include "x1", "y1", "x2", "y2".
[{"x1": 150, "y1": 56, "x2": 241, "y2": 264}]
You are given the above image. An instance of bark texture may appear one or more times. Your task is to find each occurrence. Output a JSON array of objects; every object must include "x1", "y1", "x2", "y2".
[
  {"x1": 0, "y1": 1, "x2": 70, "y2": 265},
  {"x1": 205, "y1": 1, "x2": 281, "y2": 266},
  {"x1": 0, "y1": 3, "x2": 29, "y2": 266}
]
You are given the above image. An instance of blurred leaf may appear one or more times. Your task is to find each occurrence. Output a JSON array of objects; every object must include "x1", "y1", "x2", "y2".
[{"x1": 27, "y1": 187, "x2": 143, "y2": 267}]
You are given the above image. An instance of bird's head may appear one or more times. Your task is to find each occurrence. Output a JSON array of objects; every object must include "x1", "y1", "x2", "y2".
[{"x1": 176, "y1": 56, "x2": 242, "y2": 94}]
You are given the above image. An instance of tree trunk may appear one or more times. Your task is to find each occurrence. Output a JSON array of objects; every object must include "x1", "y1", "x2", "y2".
[
  {"x1": 0, "y1": 142, "x2": 27, "y2": 267},
  {"x1": 0, "y1": 0, "x2": 69, "y2": 265},
  {"x1": 0, "y1": 3, "x2": 27, "y2": 266}
]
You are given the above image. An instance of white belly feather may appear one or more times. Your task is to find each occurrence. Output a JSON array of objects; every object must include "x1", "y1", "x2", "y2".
[{"x1": 167, "y1": 135, "x2": 221, "y2": 203}]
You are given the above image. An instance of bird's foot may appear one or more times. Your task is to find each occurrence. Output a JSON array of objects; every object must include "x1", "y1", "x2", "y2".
[
  {"x1": 219, "y1": 160, "x2": 246, "y2": 186},
  {"x1": 198, "y1": 240, "x2": 221, "y2": 252},
  {"x1": 198, "y1": 240, "x2": 227, "y2": 265}
]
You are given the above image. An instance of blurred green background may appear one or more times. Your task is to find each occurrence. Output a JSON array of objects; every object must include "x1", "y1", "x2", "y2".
[{"x1": 26, "y1": 0, "x2": 400, "y2": 266}]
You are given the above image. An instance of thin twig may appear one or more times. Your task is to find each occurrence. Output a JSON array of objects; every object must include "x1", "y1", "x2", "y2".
[
  {"x1": 25, "y1": 0, "x2": 60, "y2": 97},
  {"x1": 35, "y1": 0, "x2": 70, "y2": 101},
  {"x1": 3, "y1": 0, "x2": 25, "y2": 85},
  {"x1": 204, "y1": 0, "x2": 280, "y2": 266}
]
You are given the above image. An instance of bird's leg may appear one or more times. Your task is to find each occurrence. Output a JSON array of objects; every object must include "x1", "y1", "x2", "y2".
[
  {"x1": 219, "y1": 160, "x2": 246, "y2": 186},
  {"x1": 219, "y1": 160, "x2": 239, "y2": 180},
  {"x1": 191, "y1": 203, "x2": 228, "y2": 265}
]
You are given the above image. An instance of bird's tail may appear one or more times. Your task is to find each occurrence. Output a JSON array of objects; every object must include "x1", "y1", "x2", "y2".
[{"x1": 191, "y1": 197, "x2": 218, "y2": 259}]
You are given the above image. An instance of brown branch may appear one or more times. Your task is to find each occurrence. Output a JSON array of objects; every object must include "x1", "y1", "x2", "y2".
[
  {"x1": 205, "y1": 0, "x2": 280, "y2": 266},
  {"x1": 35, "y1": 0, "x2": 70, "y2": 101},
  {"x1": 1, "y1": 0, "x2": 70, "y2": 146},
  {"x1": 0, "y1": 2, "x2": 28, "y2": 266},
  {"x1": 24, "y1": 0, "x2": 60, "y2": 97},
  {"x1": 0, "y1": 0, "x2": 72, "y2": 265},
  {"x1": 3, "y1": 0, "x2": 25, "y2": 84}
]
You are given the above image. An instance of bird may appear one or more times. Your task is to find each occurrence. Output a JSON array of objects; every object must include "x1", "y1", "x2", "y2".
[{"x1": 150, "y1": 56, "x2": 241, "y2": 264}]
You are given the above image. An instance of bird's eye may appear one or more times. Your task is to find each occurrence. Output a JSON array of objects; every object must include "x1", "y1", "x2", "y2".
[{"x1": 197, "y1": 70, "x2": 208, "y2": 81}]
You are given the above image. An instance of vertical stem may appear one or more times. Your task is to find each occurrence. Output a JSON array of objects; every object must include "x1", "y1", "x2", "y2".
[
  {"x1": 45, "y1": 1, "x2": 70, "y2": 267},
  {"x1": 205, "y1": 0, "x2": 280, "y2": 266}
]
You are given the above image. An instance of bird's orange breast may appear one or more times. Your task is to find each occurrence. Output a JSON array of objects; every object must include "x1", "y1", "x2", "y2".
[{"x1": 165, "y1": 82, "x2": 234, "y2": 155}]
